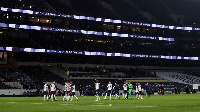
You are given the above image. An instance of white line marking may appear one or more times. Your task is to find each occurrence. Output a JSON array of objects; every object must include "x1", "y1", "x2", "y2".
[
  {"x1": 60, "y1": 104, "x2": 74, "y2": 106},
  {"x1": 132, "y1": 106, "x2": 157, "y2": 108},
  {"x1": 91, "y1": 104, "x2": 112, "y2": 107},
  {"x1": 7, "y1": 102, "x2": 15, "y2": 103},
  {"x1": 96, "y1": 103, "x2": 104, "y2": 104},
  {"x1": 32, "y1": 103, "x2": 43, "y2": 104}
]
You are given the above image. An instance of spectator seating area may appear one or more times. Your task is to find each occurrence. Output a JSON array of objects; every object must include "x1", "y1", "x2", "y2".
[
  {"x1": 18, "y1": 66, "x2": 66, "y2": 89},
  {"x1": 0, "y1": 68, "x2": 31, "y2": 82},
  {"x1": 1, "y1": 0, "x2": 199, "y2": 26},
  {"x1": 0, "y1": 65, "x2": 195, "y2": 94},
  {"x1": 24, "y1": 32, "x2": 200, "y2": 57},
  {"x1": 162, "y1": 0, "x2": 200, "y2": 25},
  {"x1": 0, "y1": 35, "x2": 40, "y2": 49},
  {"x1": 1, "y1": 30, "x2": 200, "y2": 58},
  {"x1": 13, "y1": 52, "x2": 200, "y2": 67},
  {"x1": 183, "y1": 70, "x2": 200, "y2": 78},
  {"x1": 156, "y1": 72, "x2": 200, "y2": 85},
  {"x1": 0, "y1": 66, "x2": 65, "y2": 89},
  {"x1": 0, "y1": 81, "x2": 18, "y2": 89},
  {"x1": 56, "y1": 64, "x2": 156, "y2": 78},
  {"x1": 0, "y1": 0, "x2": 49, "y2": 11}
]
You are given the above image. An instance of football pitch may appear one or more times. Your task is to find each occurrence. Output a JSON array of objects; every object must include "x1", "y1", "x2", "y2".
[{"x1": 0, "y1": 94, "x2": 200, "y2": 112}]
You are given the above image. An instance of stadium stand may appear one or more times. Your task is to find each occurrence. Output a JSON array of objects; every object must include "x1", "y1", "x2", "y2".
[
  {"x1": 0, "y1": 0, "x2": 200, "y2": 96},
  {"x1": 18, "y1": 66, "x2": 66, "y2": 87},
  {"x1": 156, "y1": 72, "x2": 200, "y2": 85},
  {"x1": 162, "y1": 0, "x2": 200, "y2": 25}
]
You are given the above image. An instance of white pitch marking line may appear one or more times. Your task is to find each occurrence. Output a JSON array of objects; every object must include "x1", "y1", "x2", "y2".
[
  {"x1": 96, "y1": 103, "x2": 104, "y2": 104},
  {"x1": 32, "y1": 103, "x2": 43, "y2": 104},
  {"x1": 7, "y1": 102, "x2": 15, "y2": 103},
  {"x1": 60, "y1": 104, "x2": 74, "y2": 106},
  {"x1": 91, "y1": 104, "x2": 112, "y2": 107},
  {"x1": 132, "y1": 106, "x2": 157, "y2": 108}
]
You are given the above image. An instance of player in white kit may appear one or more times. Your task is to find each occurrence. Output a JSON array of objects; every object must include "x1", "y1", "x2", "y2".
[
  {"x1": 63, "y1": 82, "x2": 71, "y2": 101},
  {"x1": 42, "y1": 82, "x2": 49, "y2": 101},
  {"x1": 138, "y1": 83, "x2": 143, "y2": 99},
  {"x1": 70, "y1": 82, "x2": 78, "y2": 101},
  {"x1": 94, "y1": 79, "x2": 100, "y2": 101},
  {"x1": 50, "y1": 81, "x2": 57, "y2": 101},
  {"x1": 104, "y1": 81, "x2": 112, "y2": 100},
  {"x1": 123, "y1": 81, "x2": 128, "y2": 99},
  {"x1": 135, "y1": 83, "x2": 139, "y2": 99}
]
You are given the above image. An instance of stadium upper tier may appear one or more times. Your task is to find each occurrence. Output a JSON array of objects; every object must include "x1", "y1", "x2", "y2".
[
  {"x1": 0, "y1": 46, "x2": 199, "y2": 61},
  {"x1": 0, "y1": 23, "x2": 174, "y2": 41},
  {"x1": 1, "y1": 7, "x2": 200, "y2": 31}
]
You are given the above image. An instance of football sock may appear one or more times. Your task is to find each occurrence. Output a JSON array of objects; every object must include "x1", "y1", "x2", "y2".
[
  {"x1": 44, "y1": 95, "x2": 46, "y2": 100},
  {"x1": 54, "y1": 95, "x2": 57, "y2": 100},
  {"x1": 51, "y1": 95, "x2": 53, "y2": 101},
  {"x1": 104, "y1": 93, "x2": 107, "y2": 99},
  {"x1": 96, "y1": 94, "x2": 99, "y2": 100}
]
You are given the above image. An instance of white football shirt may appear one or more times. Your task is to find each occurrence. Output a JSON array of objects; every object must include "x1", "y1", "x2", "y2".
[
  {"x1": 135, "y1": 85, "x2": 138, "y2": 92},
  {"x1": 95, "y1": 83, "x2": 100, "y2": 90},
  {"x1": 138, "y1": 85, "x2": 142, "y2": 91},
  {"x1": 71, "y1": 85, "x2": 75, "y2": 92},
  {"x1": 65, "y1": 84, "x2": 71, "y2": 91},
  {"x1": 43, "y1": 84, "x2": 48, "y2": 91},
  {"x1": 123, "y1": 84, "x2": 127, "y2": 90},
  {"x1": 107, "y1": 83, "x2": 112, "y2": 90},
  {"x1": 50, "y1": 83, "x2": 56, "y2": 91}
]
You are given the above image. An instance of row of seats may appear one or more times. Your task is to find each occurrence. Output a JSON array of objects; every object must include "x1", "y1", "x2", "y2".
[
  {"x1": 18, "y1": 66, "x2": 66, "y2": 89},
  {"x1": 56, "y1": 65, "x2": 156, "y2": 78},
  {"x1": 169, "y1": 74, "x2": 200, "y2": 84},
  {"x1": 0, "y1": 68, "x2": 32, "y2": 82},
  {"x1": 157, "y1": 72, "x2": 200, "y2": 85}
]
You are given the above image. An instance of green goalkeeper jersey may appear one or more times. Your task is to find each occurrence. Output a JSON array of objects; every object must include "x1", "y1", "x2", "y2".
[{"x1": 128, "y1": 84, "x2": 133, "y2": 90}]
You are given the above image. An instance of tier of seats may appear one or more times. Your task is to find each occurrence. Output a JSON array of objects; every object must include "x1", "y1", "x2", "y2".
[{"x1": 156, "y1": 72, "x2": 200, "y2": 85}]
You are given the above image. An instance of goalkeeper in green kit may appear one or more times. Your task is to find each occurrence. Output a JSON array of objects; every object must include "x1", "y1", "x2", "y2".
[{"x1": 128, "y1": 82, "x2": 133, "y2": 99}]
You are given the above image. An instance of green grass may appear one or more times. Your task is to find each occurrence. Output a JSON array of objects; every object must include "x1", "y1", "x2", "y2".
[
  {"x1": 126, "y1": 80, "x2": 169, "y2": 82},
  {"x1": 0, "y1": 94, "x2": 200, "y2": 112}
]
